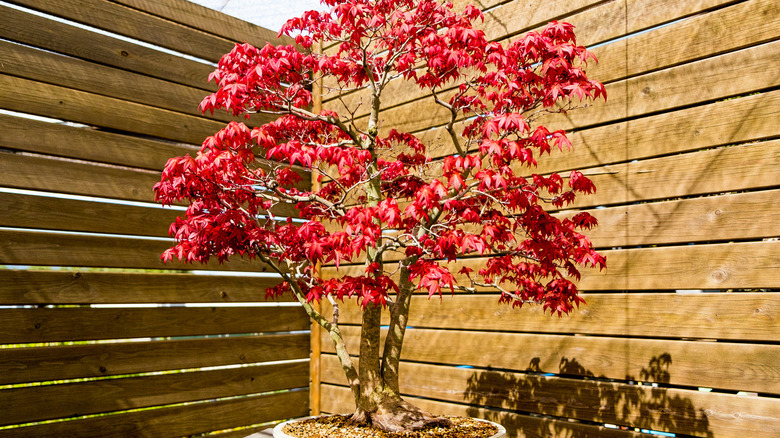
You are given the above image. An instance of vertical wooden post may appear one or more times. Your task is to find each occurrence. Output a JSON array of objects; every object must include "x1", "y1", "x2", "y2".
[{"x1": 309, "y1": 40, "x2": 323, "y2": 416}]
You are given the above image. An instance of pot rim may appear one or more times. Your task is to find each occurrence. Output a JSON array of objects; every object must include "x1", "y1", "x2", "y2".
[{"x1": 272, "y1": 415, "x2": 506, "y2": 438}]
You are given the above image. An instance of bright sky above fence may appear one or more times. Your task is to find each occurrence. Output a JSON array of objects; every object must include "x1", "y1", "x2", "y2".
[{"x1": 188, "y1": 0, "x2": 326, "y2": 31}]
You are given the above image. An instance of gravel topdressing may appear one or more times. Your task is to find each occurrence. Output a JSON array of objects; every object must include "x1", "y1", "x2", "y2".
[{"x1": 282, "y1": 415, "x2": 499, "y2": 438}]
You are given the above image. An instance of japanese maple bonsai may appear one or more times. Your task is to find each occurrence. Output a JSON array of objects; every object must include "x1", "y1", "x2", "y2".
[{"x1": 155, "y1": 0, "x2": 606, "y2": 433}]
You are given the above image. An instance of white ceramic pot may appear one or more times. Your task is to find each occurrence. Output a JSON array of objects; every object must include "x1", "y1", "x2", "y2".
[{"x1": 272, "y1": 416, "x2": 507, "y2": 438}]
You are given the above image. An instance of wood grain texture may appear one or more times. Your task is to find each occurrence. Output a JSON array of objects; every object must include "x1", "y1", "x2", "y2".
[
  {"x1": 0, "y1": 228, "x2": 274, "y2": 272},
  {"x1": 0, "y1": 191, "x2": 180, "y2": 237},
  {"x1": 320, "y1": 356, "x2": 780, "y2": 438},
  {"x1": 0, "y1": 152, "x2": 161, "y2": 203},
  {"x1": 0, "y1": 269, "x2": 289, "y2": 305},
  {"x1": 331, "y1": 188, "x2": 779, "y2": 252},
  {"x1": 0, "y1": 333, "x2": 309, "y2": 384},
  {"x1": 0, "y1": 305, "x2": 308, "y2": 343},
  {"x1": 576, "y1": 189, "x2": 780, "y2": 247},
  {"x1": 0, "y1": 188, "x2": 302, "y2": 238},
  {"x1": 412, "y1": 82, "x2": 780, "y2": 168},
  {"x1": 477, "y1": 0, "x2": 603, "y2": 43},
  {"x1": 0, "y1": 388, "x2": 309, "y2": 438},
  {"x1": 0, "y1": 39, "x2": 236, "y2": 123},
  {"x1": 320, "y1": 292, "x2": 780, "y2": 341},
  {"x1": 321, "y1": 187, "x2": 780, "y2": 266},
  {"x1": 542, "y1": 240, "x2": 778, "y2": 291},
  {"x1": 543, "y1": 39, "x2": 780, "y2": 132},
  {"x1": 10, "y1": 0, "x2": 236, "y2": 61},
  {"x1": 324, "y1": 0, "x2": 734, "y2": 88},
  {"x1": 112, "y1": 0, "x2": 294, "y2": 47},
  {"x1": 322, "y1": 241, "x2": 780, "y2": 290},
  {"x1": 322, "y1": 326, "x2": 780, "y2": 394},
  {"x1": 587, "y1": 0, "x2": 780, "y2": 83},
  {"x1": 559, "y1": 0, "x2": 740, "y2": 48},
  {"x1": 325, "y1": 0, "x2": 601, "y2": 110},
  {"x1": 0, "y1": 75, "x2": 224, "y2": 145},
  {"x1": 326, "y1": 0, "x2": 757, "y2": 120},
  {"x1": 0, "y1": 154, "x2": 306, "y2": 216},
  {"x1": 567, "y1": 140, "x2": 780, "y2": 209},
  {"x1": 338, "y1": 38, "x2": 779, "y2": 139},
  {"x1": 1, "y1": 361, "x2": 309, "y2": 426},
  {"x1": 321, "y1": 384, "x2": 642, "y2": 438},
  {"x1": 530, "y1": 89, "x2": 780, "y2": 175},
  {"x1": 0, "y1": 113, "x2": 197, "y2": 171},
  {"x1": 0, "y1": 4, "x2": 213, "y2": 89},
  {"x1": 449, "y1": 0, "x2": 511, "y2": 13}
]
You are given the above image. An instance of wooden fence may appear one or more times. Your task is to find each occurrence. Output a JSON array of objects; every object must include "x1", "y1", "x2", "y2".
[
  {"x1": 0, "y1": 0, "x2": 309, "y2": 436},
  {"x1": 316, "y1": 0, "x2": 780, "y2": 437}
]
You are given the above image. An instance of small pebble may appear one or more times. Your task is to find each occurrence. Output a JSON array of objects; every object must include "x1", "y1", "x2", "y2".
[{"x1": 283, "y1": 415, "x2": 497, "y2": 438}]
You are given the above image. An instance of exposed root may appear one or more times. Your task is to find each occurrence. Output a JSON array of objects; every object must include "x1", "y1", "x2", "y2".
[{"x1": 349, "y1": 397, "x2": 454, "y2": 432}]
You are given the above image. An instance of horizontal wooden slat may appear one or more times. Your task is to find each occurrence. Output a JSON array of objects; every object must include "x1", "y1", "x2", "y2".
[
  {"x1": 324, "y1": 0, "x2": 598, "y2": 109},
  {"x1": 325, "y1": 0, "x2": 735, "y2": 88},
  {"x1": 323, "y1": 189, "x2": 780, "y2": 268},
  {"x1": 325, "y1": 140, "x2": 780, "y2": 243},
  {"x1": 483, "y1": 0, "x2": 737, "y2": 49},
  {"x1": 112, "y1": 0, "x2": 294, "y2": 47},
  {"x1": 344, "y1": 38, "x2": 780, "y2": 139},
  {"x1": 0, "y1": 40, "x2": 236, "y2": 123},
  {"x1": 0, "y1": 229, "x2": 276, "y2": 272},
  {"x1": 0, "y1": 191, "x2": 180, "y2": 237},
  {"x1": 322, "y1": 327, "x2": 780, "y2": 394},
  {"x1": 0, "y1": 305, "x2": 308, "y2": 343},
  {"x1": 0, "y1": 388, "x2": 309, "y2": 438},
  {"x1": 331, "y1": 189, "x2": 779, "y2": 253},
  {"x1": 450, "y1": 0, "x2": 509, "y2": 13},
  {"x1": 580, "y1": 189, "x2": 780, "y2": 247},
  {"x1": 321, "y1": 384, "x2": 641, "y2": 438},
  {"x1": 10, "y1": 0, "x2": 236, "y2": 61},
  {"x1": 0, "y1": 154, "x2": 305, "y2": 215},
  {"x1": 321, "y1": 356, "x2": 780, "y2": 438},
  {"x1": 0, "y1": 75, "x2": 224, "y2": 144},
  {"x1": 0, "y1": 4, "x2": 213, "y2": 89},
  {"x1": 0, "y1": 333, "x2": 309, "y2": 384},
  {"x1": 0, "y1": 269, "x2": 290, "y2": 305},
  {"x1": 0, "y1": 191, "x2": 302, "y2": 238},
  {"x1": 320, "y1": 0, "x2": 529, "y2": 52},
  {"x1": 30, "y1": 182, "x2": 775, "y2": 251},
  {"x1": 570, "y1": 140, "x2": 780, "y2": 209},
  {"x1": 573, "y1": 241, "x2": 780, "y2": 291},
  {"x1": 414, "y1": 84, "x2": 780, "y2": 168},
  {"x1": 1, "y1": 360, "x2": 308, "y2": 426},
  {"x1": 326, "y1": 0, "x2": 752, "y2": 115},
  {"x1": 477, "y1": 0, "x2": 602, "y2": 43},
  {"x1": 530, "y1": 89, "x2": 780, "y2": 174},
  {"x1": 544, "y1": 38, "x2": 780, "y2": 132},
  {"x1": 321, "y1": 292, "x2": 780, "y2": 341},
  {"x1": 0, "y1": 152, "x2": 161, "y2": 203},
  {"x1": 587, "y1": 0, "x2": 780, "y2": 83},
  {"x1": 0, "y1": 113, "x2": 196, "y2": 171},
  {"x1": 322, "y1": 241, "x2": 780, "y2": 290}
]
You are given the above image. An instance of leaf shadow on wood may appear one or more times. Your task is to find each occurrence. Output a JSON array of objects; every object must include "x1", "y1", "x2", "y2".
[{"x1": 464, "y1": 354, "x2": 713, "y2": 437}]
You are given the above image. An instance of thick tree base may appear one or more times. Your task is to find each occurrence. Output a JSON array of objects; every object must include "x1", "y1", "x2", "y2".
[{"x1": 349, "y1": 397, "x2": 453, "y2": 432}]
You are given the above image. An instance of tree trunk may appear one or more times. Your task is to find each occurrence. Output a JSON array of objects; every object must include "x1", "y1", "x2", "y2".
[
  {"x1": 348, "y1": 296, "x2": 452, "y2": 432},
  {"x1": 380, "y1": 262, "x2": 416, "y2": 394},
  {"x1": 350, "y1": 387, "x2": 452, "y2": 432}
]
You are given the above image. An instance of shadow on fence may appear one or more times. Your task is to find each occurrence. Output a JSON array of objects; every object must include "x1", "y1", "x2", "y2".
[{"x1": 465, "y1": 354, "x2": 712, "y2": 437}]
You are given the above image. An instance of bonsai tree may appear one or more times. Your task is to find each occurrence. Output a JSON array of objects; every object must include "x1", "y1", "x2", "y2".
[{"x1": 155, "y1": 0, "x2": 606, "y2": 432}]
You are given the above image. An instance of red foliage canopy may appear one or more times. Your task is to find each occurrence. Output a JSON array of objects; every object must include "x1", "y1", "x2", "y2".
[{"x1": 155, "y1": 0, "x2": 606, "y2": 316}]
